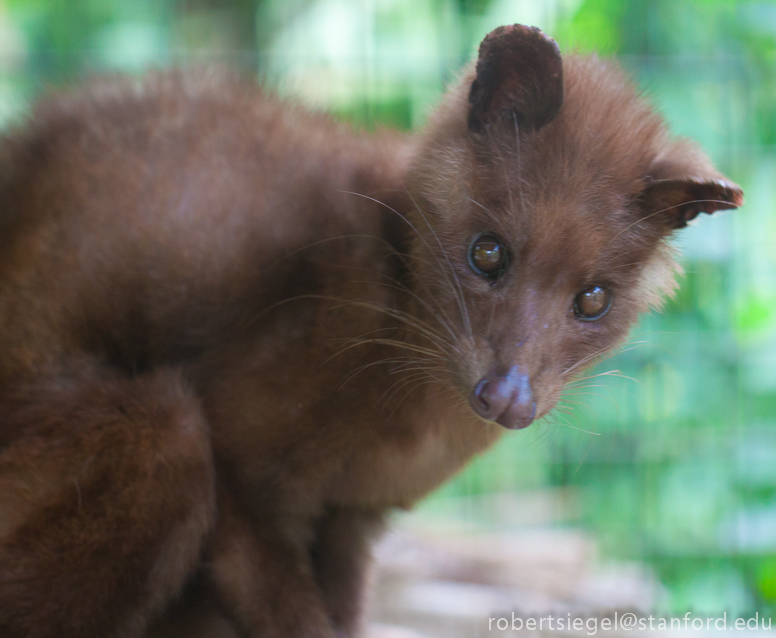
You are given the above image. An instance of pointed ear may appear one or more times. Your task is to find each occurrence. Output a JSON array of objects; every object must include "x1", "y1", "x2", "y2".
[
  {"x1": 468, "y1": 25, "x2": 564, "y2": 133},
  {"x1": 641, "y1": 176, "x2": 744, "y2": 229}
]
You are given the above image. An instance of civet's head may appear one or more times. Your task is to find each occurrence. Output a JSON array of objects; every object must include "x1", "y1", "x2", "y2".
[{"x1": 407, "y1": 25, "x2": 742, "y2": 429}]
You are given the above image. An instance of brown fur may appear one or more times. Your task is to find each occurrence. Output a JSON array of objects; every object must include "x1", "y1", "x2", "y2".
[{"x1": 0, "y1": 26, "x2": 740, "y2": 638}]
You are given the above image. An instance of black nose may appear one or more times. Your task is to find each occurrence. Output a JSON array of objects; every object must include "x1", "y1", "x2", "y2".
[{"x1": 470, "y1": 365, "x2": 536, "y2": 429}]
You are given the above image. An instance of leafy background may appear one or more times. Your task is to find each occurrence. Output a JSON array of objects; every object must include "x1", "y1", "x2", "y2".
[{"x1": 1, "y1": 0, "x2": 774, "y2": 618}]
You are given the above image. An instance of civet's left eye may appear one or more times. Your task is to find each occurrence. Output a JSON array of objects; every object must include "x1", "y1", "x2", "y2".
[
  {"x1": 468, "y1": 234, "x2": 509, "y2": 281},
  {"x1": 573, "y1": 285, "x2": 612, "y2": 321}
]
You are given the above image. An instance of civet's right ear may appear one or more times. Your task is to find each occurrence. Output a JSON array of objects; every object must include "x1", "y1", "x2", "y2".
[
  {"x1": 640, "y1": 176, "x2": 744, "y2": 230},
  {"x1": 468, "y1": 24, "x2": 564, "y2": 133}
]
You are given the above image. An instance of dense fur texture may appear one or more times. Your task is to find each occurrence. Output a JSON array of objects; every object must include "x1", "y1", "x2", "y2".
[{"x1": 0, "y1": 25, "x2": 741, "y2": 637}]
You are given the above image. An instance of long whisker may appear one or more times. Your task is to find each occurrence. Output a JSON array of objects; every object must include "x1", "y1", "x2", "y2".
[
  {"x1": 404, "y1": 189, "x2": 473, "y2": 340},
  {"x1": 613, "y1": 198, "x2": 739, "y2": 242},
  {"x1": 260, "y1": 233, "x2": 403, "y2": 274},
  {"x1": 337, "y1": 189, "x2": 465, "y2": 314},
  {"x1": 553, "y1": 332, "x2": 662, "y2": 433},
  {"x1": 328, "y1": 254, "x2": 463, "y2": 349},
  {"x1": 386, "y1": 378, "x2": 440, "y2": 420},
  {"x1": 338, "y1": 189, "x2": 471, "y2": 346},
  {"x1": 328, "y1": 298, "x2": 455, "y2": 356},
  {"x1": 484, "y1": 122, "x2": 518, "y2": 217},
  {"x1": 560, "y1": 345, "x2": 615, "y2": 378},
  {"x1": 466, "y1": 198, "x2": 494, "y2": 216},
  {"x1": 386, "y1": 360, "x2": 447, "y2": 374},
  {"x1": 347, "y1": 278, "x2": 460, "y2": 352},
  {"x1": 560, "y1": 336, "x2": 661, "y2": 379},
  {"x1": 562, "y1": 391, "x2": 619, "y2": 412},
  {"x1": 551, "y1": 421, "x2": 601, "y2": 436},
  {"x1": 545, "y1": 409, "x2": 603, "y2": 477},
  {"x1": 323, "y1": 338, "x2": 443, "y2": 365},
  {"x1": 380, "y1": 370, "x2": 435, "y2": 407},
  {"x1": 286, "y1": 292, "x2": 450, "y2": 354},
  {"x1": 562, "y1": 383, "x2": 611, "y2": 391},
  {"x1": 338, "y1": 356, "x2": 428, "y2": 389},
  {"x1": 567, "y1": 369, "x2": 641, "y2": 385},
  {"x1": 513, "y1": 111, "x2": 528, "y2": 216}
]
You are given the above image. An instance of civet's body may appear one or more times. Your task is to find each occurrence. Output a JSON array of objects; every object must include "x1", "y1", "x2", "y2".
[{"x1": 0, "y1": 26, "x2": 741, "y2": 637}]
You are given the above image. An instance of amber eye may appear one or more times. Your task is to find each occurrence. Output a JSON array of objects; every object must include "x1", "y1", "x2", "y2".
[
  {"x1": 468, "y1": 234, "x2": 509, "y2": 281},
  {"x1": 573, "y1": 285, "x2": 612, "y2": 321}
]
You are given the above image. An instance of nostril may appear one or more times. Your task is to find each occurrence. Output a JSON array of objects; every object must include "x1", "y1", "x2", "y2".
[
  {"x1": 470, "y1": 374, "x2": 514, "y2": 420},
  {"x1": 472, "y1": 379, "x2": 492, "y2": 413}
]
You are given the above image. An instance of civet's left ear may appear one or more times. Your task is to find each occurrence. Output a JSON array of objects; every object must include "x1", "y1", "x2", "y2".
[
  {"x1": 641, "y1": 176, "x2": 744, "y2": 229},
  {"x1": 468, "y1": 24, "x2": 563, "y2": 133}
]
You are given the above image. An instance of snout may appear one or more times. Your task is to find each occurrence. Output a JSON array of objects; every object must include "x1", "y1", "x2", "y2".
[{"x1": 470, "y1": 365, "x2": 536, "y2": 430}]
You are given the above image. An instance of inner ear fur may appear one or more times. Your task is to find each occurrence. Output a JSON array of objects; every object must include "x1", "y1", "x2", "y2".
[
  {"x1": 468, "y1": 24, "x2": 563, "y2": 133},
  {"x1": 641, "y1": 176, "x2": 744, "y2": 229}
]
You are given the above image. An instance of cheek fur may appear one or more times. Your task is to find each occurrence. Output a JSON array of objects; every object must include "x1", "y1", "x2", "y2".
[{"x1": 630, "y1": 242, "x2": 682, "y2": 314}]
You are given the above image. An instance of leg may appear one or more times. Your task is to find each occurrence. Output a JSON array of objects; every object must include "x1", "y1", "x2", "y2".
[
  {"x1": 0, "y1": 369, "x2": 215, "y2": 638},
  {"x1": 312, "y1": 508, "x2": 386, "y2": 638},
  {"x1": 145, "y1": 573, "x2": 240, "y2": 638},
  {"x1": 205, "y1": 490, "x2": 338, "y2": 638},
  {"x1": 147, "y1": 507, "x2": 385, "y2": 638}
]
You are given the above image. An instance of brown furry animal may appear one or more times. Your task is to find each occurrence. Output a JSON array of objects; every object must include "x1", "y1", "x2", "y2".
[{"x1": 0, "y1": 25, "x2": 741, "y2": 638}]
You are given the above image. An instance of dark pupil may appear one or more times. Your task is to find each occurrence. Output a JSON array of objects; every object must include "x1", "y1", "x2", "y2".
[
  {"x1": 576, "y1": 286, "x2": 608, "y2": 317},
  {"x1": 472, "y1": 240, "x2": 503, "y2": 274}
]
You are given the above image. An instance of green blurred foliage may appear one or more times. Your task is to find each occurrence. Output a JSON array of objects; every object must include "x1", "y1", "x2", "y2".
[
  {"x1": 759, "y1": 558, "x2": 776, "y2": 602},
  {"x1": 1, "y1": 0, "x2": 775, "y2": 618}
]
